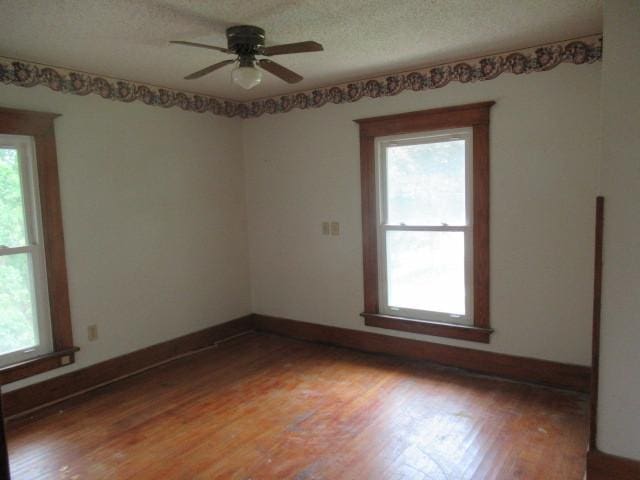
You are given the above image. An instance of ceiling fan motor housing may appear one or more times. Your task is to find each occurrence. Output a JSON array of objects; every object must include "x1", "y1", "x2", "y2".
[{"x1": 227, "y1": 25, "x2": 265, "y2": 56}]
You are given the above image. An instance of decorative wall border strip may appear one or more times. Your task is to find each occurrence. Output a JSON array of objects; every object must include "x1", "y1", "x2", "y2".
[
  {"x1": 0, "y1": 57, "x2": 243, "y2": 117},
  {"x1": 0, "y1": 35, "x2": 601, "y2": 120},
  {"x1": 243, "y1": 34, "x2": 601, "y2": 118}
]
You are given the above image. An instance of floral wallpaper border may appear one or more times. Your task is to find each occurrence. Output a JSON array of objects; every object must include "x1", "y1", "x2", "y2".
[
  {"x1": 0, "y1": 35, "x2": 601, "y2": 120},
  {"x1": 0, "y1": 57, "x2": 243, "y2": 117}
]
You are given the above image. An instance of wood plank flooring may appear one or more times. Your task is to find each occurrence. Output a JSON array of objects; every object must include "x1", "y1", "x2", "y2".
[{"x1": 6, "y1": 333, "x2": 588, "y2": 479}]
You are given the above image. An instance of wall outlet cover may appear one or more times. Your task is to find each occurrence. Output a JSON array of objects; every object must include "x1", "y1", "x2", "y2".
[{"x1": 88, "y1": 325, "x2": 98, "y2": 342}]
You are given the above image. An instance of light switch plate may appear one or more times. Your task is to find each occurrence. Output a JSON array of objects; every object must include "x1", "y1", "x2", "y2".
[
  {"x1": 322, "y1": 222, "x2": 330, "y2": 235},
  {"x1": 330, "y1": 221, "x2": 340, "y2": 236}
]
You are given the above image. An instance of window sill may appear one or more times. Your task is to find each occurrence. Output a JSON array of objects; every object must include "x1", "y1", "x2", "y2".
[
  {"x1": 0, "y1": 347, "x2": 79, "y2": 385},
  {"x1": 361, "y1": 313, "x2": 493, "y2": 343}
]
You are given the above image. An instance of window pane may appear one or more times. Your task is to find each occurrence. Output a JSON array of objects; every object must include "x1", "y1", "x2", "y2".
[
  {"x1": 386, "y1": 139, "x2": 466, "y2": 226},
  {"x1": 0, "y1": 148, "x2": 28, "y2": 247},
  {"x1": 386, "y1": 231, "x2": 465, "y2": 315},
  {"x1": 0, "y1": 253, "x2": 39, "y2": 355}
]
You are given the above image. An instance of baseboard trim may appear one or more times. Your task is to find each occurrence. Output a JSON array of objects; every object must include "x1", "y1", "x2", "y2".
[
  {"x1": 2, "y1": 315, "x2": 254, "y2": 418},
  {"x1": 587, "y1": 449, "x2": 640, "y2": 479},
  {"x1": 253, "y1": 314, "x2": 591, "y2": 392},
  {"x1": 2, "y1": 313, "x2": 591, "y2": 417}
]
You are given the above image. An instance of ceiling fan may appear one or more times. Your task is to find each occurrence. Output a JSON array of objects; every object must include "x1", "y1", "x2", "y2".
[{"x1": 170, "y1": 25, "x2": 323, "y2": 90}]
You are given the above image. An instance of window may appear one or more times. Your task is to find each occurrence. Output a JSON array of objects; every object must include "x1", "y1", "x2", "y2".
[
  {"x1": 356, "y1": 102, "x2": 494, "y2": 343},
  {"x1": 1, "y1": 135, "x2": 52, "y2": 365},
  {"x1": 378, "y1": 128, "x2": 473, "y2": 323},
  {"x1": 0, "y1": 107, "x2": 77, "y2": 384}
]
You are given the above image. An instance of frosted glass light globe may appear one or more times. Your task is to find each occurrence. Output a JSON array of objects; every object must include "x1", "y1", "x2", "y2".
[{"x1": 231, "y1": 65, "x2": 262, "y2": 89}]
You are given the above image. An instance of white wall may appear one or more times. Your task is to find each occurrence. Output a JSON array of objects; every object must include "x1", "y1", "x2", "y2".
[
  {"x1": 0, "y1": 85, "x2": 251, "y2": 391},
  {"x1": 0, "y1": 53, "x2": 604, "y2": 394},
  {"x1": 243, "y1": 62, "x2": 601, "y2": 366},
  {"x1": 597, "y1": 0, "x2": 640, "y2": 461}
]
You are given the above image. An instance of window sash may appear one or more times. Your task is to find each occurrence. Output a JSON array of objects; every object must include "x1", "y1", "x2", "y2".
[
  {"x1": 378, "y1": 129, "x2": 473, "y2": 228},
  {"x1": 0, "y1": 135, "x2": 53, "y2": 366},
  {"x1": 377, "y1": 227, "x2": 473, "y2": 325},
  {"x1": 375, "y1": 129, "x2": 474, "y2": 325}
]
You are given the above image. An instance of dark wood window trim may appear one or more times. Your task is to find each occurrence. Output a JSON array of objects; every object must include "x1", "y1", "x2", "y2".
[
  {"x1": 0, "y1": 107, "x2": 77, "y2": 384},
  {"x1": 355, "y1": 102, "x2": 494, "y2": 343}
]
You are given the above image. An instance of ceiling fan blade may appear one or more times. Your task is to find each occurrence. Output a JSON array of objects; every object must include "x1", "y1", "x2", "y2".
[
  {"x1": 170, "y1": 40, "x2": 231, "y2": 54},
  {"x1": 184, "y1": 60, "x2": 235, "y2": 80},
  {"x1": 258, "y1": 59, "x2": 304, "y2": 83},
  {"x1": 261, "y1": 41, "x2": 323, "y2": 56}
]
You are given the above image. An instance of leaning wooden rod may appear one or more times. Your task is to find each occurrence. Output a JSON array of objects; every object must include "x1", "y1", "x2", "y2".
[{"x1": 589, "y1": 196, "x2": 604, "y2": 450}]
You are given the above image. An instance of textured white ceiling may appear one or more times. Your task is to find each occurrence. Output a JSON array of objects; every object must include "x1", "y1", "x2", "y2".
[{"x1": 0, "y1": 0, "x2": 602, "y2": 101}]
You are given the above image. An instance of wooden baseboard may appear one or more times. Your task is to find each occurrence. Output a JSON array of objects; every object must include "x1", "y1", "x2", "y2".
[
  {"x1": 253, "y1": 314, "x2": 591, "y2": 392},
  {"x1": 587, "y1": 449, "x2": 640, "y2": 479},
  {"x1": 3, "y1": 313, "x2": 591, "y2": 418},
  {"x1": 2, "y1": 315, "x2": 254, "y2": 417}
]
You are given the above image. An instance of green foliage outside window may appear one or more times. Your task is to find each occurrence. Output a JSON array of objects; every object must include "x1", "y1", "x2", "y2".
[{"x1": 0, "y1": 148, "x2": 37, "y2": 355}]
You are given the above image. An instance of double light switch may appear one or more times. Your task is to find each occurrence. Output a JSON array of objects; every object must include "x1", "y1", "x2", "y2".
[{"x1": 322, "y1": 221, "x2": 340, "y2": 236}]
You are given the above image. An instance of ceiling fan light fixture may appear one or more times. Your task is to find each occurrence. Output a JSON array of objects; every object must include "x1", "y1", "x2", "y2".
[
  {"x1": 231, "y1": 61, "x2": 262, "y2": 90},
  {"x1": 172, "y1": 25, "x2": 323, "y2": 87}
]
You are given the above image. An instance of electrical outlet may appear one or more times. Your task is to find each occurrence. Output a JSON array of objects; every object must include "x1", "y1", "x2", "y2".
[
  {"x1": 60, "y1": 355, "x2": 71, "y2": 366},
  {"x1": 88, "y1": 324, "x2": 98, "y2": 342},
  {"x1": 330, "y1": 221, "x2": 340, "y2": 236},
  {"x1": 322, "y1": 222, "x2": 330, "y2": 235}
]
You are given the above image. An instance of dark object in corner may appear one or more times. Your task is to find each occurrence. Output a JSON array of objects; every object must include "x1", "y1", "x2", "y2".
[{"x1": 0, "y1": 393, "x2": 10, "y2": 479}]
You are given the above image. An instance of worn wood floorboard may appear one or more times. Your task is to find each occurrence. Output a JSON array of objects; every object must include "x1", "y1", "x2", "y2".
[{"x1": 6, "y1": 333, "x2": 587, "y2": 479}]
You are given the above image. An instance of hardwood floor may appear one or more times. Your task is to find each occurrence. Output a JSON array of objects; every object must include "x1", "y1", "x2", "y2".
[{"x1": 6, "y1": 333, "x2": 588, "y2": 479}]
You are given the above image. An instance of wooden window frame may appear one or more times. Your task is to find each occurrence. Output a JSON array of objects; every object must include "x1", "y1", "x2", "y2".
[
  {"x1": 356, "y1": 102, "x2": 494, "y2": 343},
  {"x1": 0, "y1": 107, "x2": 78, "y2": 384}
]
